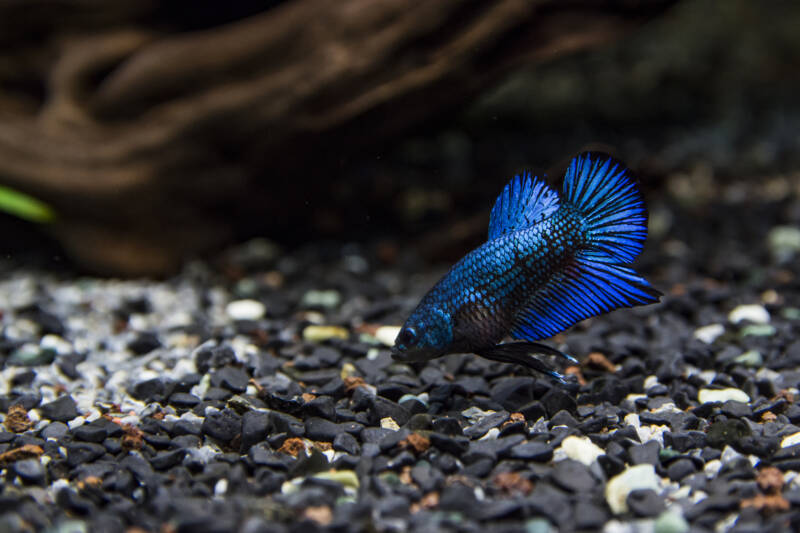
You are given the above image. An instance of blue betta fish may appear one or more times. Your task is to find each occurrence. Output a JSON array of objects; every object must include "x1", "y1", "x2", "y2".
[{"x1": 392, "y1": 152, "x2": 661, "y2": 382}]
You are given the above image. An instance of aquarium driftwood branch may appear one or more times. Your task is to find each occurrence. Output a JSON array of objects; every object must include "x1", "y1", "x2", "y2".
[{"x1": 0, "y1": 0, "x2": 674, "y2": 275}]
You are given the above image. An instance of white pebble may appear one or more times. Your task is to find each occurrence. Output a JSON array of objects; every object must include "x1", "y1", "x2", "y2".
[
  {"x1": 698, "y1": 388, "x2": 750, "y2": 404},
  {"x1": 40, "y1": 334, "x2": 73, "y2": 355},
  {"x1": 225, "y1": 299, "x2": 265, "y2": 321},
  {"x1": 643, "y1": 375, "x2": 660, "y2": 390},
  {"x1": 558, "y1": 435, "x2": 604, "y2": 466},
  {"x1": 693, "y1": 324, "x2": 725, "y2": 344},
  {"x1": 728, "y1": 304, "x2": 770, "y2": 324},
  {"x1": 704, "y1": 459, "x2": 722, "y2": 478},
  {"x1": 375, "y1": 326, "x2": 401, "y2": 347},
  {"x1": 67, "y1": 416, "x2": 86, "y2": 430},
  {"x1": 214, "y1": 478, "x2": 228, "y2": 496},
  {"x1": 380, "y1": 417, "x2": 399, "y2": 430},
  {"x1": 720, "y1": 445, "x2": 744, "y2": 464},
  {"x1": 605, "y1": 464, "x2": 661, "y2": 514},
  {"x1": 781, "y1": 431, "x2": 800, "y2": 448},
  {"x1": 623, "y1": 413, "x2": 641, "y2": 429},
  {"x1": 478, "y1": 428, "x2": 500, "y2": 441}
]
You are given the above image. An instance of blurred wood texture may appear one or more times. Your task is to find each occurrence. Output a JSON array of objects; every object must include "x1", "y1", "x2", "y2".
[{"x1": 0, "y1": 0, "x2": 675, "y2": 275}]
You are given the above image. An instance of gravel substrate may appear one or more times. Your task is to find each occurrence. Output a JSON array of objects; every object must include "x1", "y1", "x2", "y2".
[{"x1": 1, "y1": 216, "x2": 800, "y2": 532}]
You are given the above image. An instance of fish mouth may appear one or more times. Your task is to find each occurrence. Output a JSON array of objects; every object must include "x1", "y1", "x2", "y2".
[{"x1": 391, "y1": 345, "x2": 442, "y2": 362}]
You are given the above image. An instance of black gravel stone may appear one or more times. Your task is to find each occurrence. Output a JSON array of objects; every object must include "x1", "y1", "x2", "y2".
[
  {"x1": 431, "y1": 417, "x2": 462, "y2": 435},
  {"x1": 210, "y1": 366, "x2": 249, "y2": 393},
  {"x1": 202, "y1": 409, "x2": 242, "y2": 443},
  {"x1": 429, "y1": 432, "x2": 469, "y2": 455},
  {"x1": 549, "y1": 409, "x2": 578, "y2": 428},
  {"x1": 305, "y1": 417, "x2": 344, "y2": 442},
  {"x1": 203, "y1": 387, "x2": 233, "y2": 401},
  {"x1": 56, "y1": 488, "x2": 94, "y2": 516},
  {"x1": 490, "y1": 377, "x2": 537, "y2": 410},
  {"x1": 378, "y1": 429, "x2": 411, "y2": 452},
  {"x1": 541, "y1": 387, "x2": 577, "y2": 416},
  {"x1": 667, "y1": 457, "x2": 697, "y2": 481},
  {"x1": 366, "y1": 396, "x2": 410, "y2": 426},
  {"x1": 406, "y1": 413, "x2": 433, "y2": 430},
  {"x1": 333, "y1": 432, "x2": 360, "y2": 455},
  {"x1": 127, "y1": 331, "x2": 162, "y2": 355},
  {"x1": 574, "y1": 501, "x2": 609, "y2": 530},
  {"x1": 175, "y1": 373, "x2": 202, "y2": 392},
  {"x1": 518, "y1": 400, "x2": 547, "y2": 421},
  {"x1": 629, "y1": 440, "x2": 660, "y2": 465},
  {"x1": 303, "y1": 396, "x2": 336, "y2": 420},
  {"x1": 72, "y1": 424, "x2": 107, "y2": 443},
  {"x1": 720, "y1": 400, "x2": 753, "y2": 419},
  {"x1": 103, "y1": 438, "x2": 122, "y2": 454},
  {"x1": 240, "y1": 410, "x2": 271, "y2": 451},
  {"x1": 65, "y1": 442, "x2": 106, "y2": 467},
  {"x1": 509, "y1": 441, "x2": 553, "y2": 461},
  {"x1": 0, "y1": 392, "x2": 41, "y2": 411},
  {"x1": 707, "y1": 419, "x2": 751, "y2": 449},
  {"x1": 464, "y1": 411, "x2": 509, "y2": 439},
  {"x1": 411, "y1": 462, "x2": 444, "y2": 493},
  {"x1": 169, "y1": 392, "x2": 202, "y2": 408},
  {"x1": 173, "y1": 419, "x2": 202, "y2": 436},
  {"x1": 39, "y1": 395, "x2": 79, "y2": 422},
  {"x1": 360, "y1": 427, "x2": 394, "y2": 444},
  {"x1": 130, "y1": 377, "x2": 176, "y2": 403},
  {"x1": 195, "y1": 344, "x2": 236, "y2": 374},
  {"x1": 40, "y1": 421, "x2": 69, "y2": 440},
  {"x1": 664, "y1": 430, "x2": 707, "y2": 452},
  {"x1": 627, "y1": 489, "x2": 666, "y2": 517},
  {"x1": 56, "y1": 354, "x2": 84, "y2": 379},
  {"x1": 551, "y1": 459, "x2": 596, "y2": 492},
  {"x1": 438, "y1": 483, "x2": 477, "y2": 516},
  {"x1": 150, "y1": 449, "x2": 187, "y2": 470},
  {"x1": 598, "y1": 454, "x2": 625, "y2": 478},
  {"x1": 269, "y1": 412, "x2": 305, "y2": 438},
  {"x1": 12, "y1": 459, "x2": 46, "y2": 485}
]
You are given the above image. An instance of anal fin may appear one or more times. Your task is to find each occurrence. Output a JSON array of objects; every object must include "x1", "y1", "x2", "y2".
[
  {"x1": 476, "y1": 342, "x2": 575, "y2": 383},
  {"x1": 511, "y1": 256, "x2": 662, "y2": 342}
]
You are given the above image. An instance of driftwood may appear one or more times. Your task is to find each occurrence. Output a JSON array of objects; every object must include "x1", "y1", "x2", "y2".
[{"x1": 0, "y1": 0, "x2": 675, "y2": 275}]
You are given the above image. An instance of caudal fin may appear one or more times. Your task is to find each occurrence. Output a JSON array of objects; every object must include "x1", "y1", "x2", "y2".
[
  {"x1": 562, "y1": 152, "x2": 648, "y2": 264},
  {"x1": 508, "y1": 152, "x2": 660, "y2": 344}
]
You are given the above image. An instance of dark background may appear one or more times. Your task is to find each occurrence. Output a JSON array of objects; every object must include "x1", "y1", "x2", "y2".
[{"x1": 1, "y1": 0, "x2": 799, "y2": 278}]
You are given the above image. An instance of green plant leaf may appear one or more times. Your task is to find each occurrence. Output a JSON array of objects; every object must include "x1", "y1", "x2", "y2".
[{"x1": 0, "y1": 185, "x2": 55, "y2": 223}]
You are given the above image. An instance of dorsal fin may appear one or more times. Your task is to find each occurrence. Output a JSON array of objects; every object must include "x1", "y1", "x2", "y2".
[{"x1": 488, "y1": 172, "x2": 559, "y2": 240}]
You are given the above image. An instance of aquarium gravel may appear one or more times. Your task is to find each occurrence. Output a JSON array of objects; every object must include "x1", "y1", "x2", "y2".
[{"x1": 1, "y1": 210, "x2": 800, "y2": 532}]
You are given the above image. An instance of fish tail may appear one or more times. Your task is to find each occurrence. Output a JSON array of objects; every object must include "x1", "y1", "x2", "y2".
[{"x1": 562, "y1": 152, "x2": 648, "y2": 264}]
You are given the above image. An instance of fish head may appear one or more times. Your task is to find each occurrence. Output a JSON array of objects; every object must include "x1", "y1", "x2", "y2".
[{"x1": 391, "y1": 306, "x2": 452, "y2": 362}]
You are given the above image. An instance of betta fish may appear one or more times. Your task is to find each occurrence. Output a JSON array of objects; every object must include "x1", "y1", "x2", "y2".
[{"x1": 392, "y1": 152, "x2": 661, "y2": 382}]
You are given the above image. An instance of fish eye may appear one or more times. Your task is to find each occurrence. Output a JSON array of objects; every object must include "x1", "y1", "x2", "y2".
[{"x1": 398, "y1": 327, "x2": 417, "y2": 345}]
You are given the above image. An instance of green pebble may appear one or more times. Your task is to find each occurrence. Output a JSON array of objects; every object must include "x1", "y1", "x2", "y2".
[
  {"x1": 740, "y1": 324, "x2": 775, "y2": 337},
  {"x1": 312, "y1": 469, "x2": 359, "y2": 489},
  {"x1": 734, "y1": 349, "x2": 763, "y2": 367},
  {"x1": 525, "y1": 518, "x2": 552, "y2": 533},
  {"x1": 8, "y1": 346, "x2": 56, "y2": 366},
  {"x1": 233, "y1": 278, "x2": 258, "y2": 297},
  {"x1": 654, "y1": 510, "x2": 689, "y2": 533},
  {"x1": 358, "y1": 333, "x2": 380, "y2": 345},
  {"x1": 301, "y1": 289, "x2": 341, "y2": 309},
  {"x1": 659, "y1": 447, "x2": 681, "y2": 461},
  {"x1": 781, "y1": 307, "x2": 800, "y2": 320},
  {"x1": 46, "y1": 520, "x2": 89, "y2": 533}
]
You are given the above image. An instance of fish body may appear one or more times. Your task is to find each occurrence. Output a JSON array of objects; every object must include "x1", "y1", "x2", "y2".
[{"x1": 392, "y1": 152, "x2": 661, "y2": 381}]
